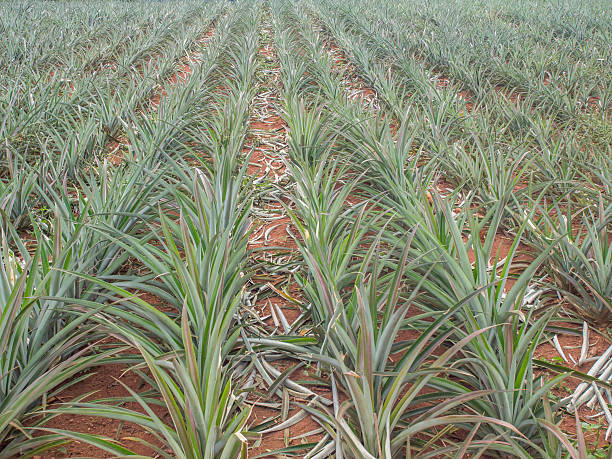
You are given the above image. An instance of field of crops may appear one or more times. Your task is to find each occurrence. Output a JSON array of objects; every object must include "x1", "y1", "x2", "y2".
[{"x1": 1, "y1": 0, "x2": 611, "y2": 456}]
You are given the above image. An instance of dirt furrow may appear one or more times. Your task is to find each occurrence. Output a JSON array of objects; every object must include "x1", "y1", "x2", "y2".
[{"x1": 243, "y1": 15, "x2": 325, "y2": 457}]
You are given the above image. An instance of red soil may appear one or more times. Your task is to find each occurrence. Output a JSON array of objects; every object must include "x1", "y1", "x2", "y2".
[{"x1": 243, "y1": 34, "x2": 329, "y2": 455}]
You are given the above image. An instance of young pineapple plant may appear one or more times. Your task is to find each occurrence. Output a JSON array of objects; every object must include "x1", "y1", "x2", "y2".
[
  {"x1": 0, "y1": 217, "x2": 119, "y2": 457},
  {"x1": 0, "y1": 152, "x2": 38, "y2": 232},
  {"x1": 408, "y1": 196, "x2": 580, "y2": 457},
  {"x1": 527, "y1": 195, "x2": 611, "y2": 327}
]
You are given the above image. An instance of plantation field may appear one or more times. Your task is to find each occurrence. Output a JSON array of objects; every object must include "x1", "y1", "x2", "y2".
[{"x1": 1, "y1": 0, "x2": 611, "y2": 457}]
